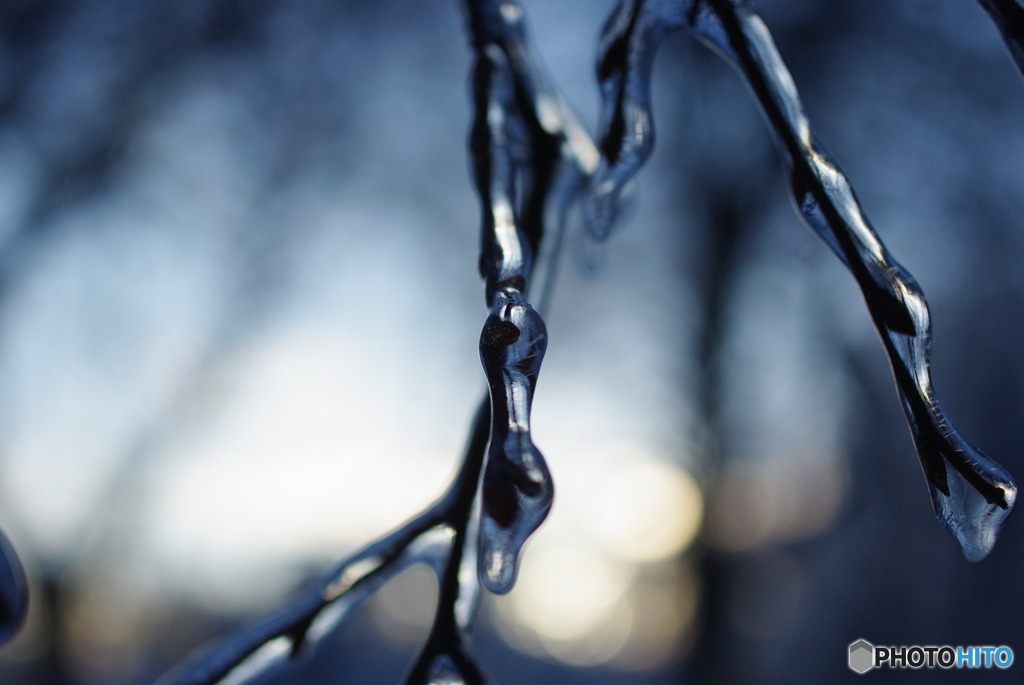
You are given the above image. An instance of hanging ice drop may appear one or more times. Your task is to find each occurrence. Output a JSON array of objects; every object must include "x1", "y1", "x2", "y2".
[
  {"x1": 407, "y1": 650, "x2": 486, "y2": 685},
  {"x1": 477, "y1": 291, "x2": 551, "y2": 594}
]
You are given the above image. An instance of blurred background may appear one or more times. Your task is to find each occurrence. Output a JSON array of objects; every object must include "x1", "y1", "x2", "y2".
[{"x1": 0, "y1": 0, "x2": 1022, "y2": 683}]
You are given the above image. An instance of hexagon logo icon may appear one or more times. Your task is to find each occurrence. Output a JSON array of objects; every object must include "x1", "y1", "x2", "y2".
[{"x1": 849, "y1": 639, "x2": 874, "y2": 674}]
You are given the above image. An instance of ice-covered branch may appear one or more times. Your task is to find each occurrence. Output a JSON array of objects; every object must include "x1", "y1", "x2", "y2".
[
  {"x1": 468, "y1": 10, "x2": 551, "y2": 599},
  {"x1": 153, "y1": 2, "x2": 597, "y2": 683},
  {"x1": 587, "y1": 0, "x2": 1017, "y2": 561},
  {"x1": 154, "y1": 409, "x2": 482, "y2": 685},
  {"x1": 977, "y1": 0, "x2": 1024, "y2": 78}
]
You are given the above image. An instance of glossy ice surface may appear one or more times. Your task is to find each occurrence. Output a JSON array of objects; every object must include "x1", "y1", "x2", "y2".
[
  {"x1": 478, "y1": 291, "x2": 550, "y2": 594},
  {"x1": 153, "y1": 0, "x2": 592, "y2": 682},
  {"x1": 586, "y1": 0, "x2": 1017, "y2": 561}
]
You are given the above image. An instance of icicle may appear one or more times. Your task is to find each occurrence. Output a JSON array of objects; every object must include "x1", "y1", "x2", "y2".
[{"x1": 590, "y1": 0, "x2": 1016, "y2": 560}]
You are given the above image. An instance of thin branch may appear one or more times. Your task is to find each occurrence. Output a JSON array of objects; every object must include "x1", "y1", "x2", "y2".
[
  {"x1": 977, "y1": 0, "x2": 1024, "y2": 78},
  {"x1": 153, "y1": 1, "x2": 598, "y2": 683},
  {"x1": 587, "y1": 0, "x2": 1016, "y2": 561}
]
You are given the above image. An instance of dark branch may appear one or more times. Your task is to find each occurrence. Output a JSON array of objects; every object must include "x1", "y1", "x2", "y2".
[{"x1": 587, "y1": 0, "x2": 1017, "y2": 561}]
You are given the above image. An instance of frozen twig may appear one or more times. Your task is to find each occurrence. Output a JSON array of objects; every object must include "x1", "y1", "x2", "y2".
[
  {"x1": 587, "y1": 0, "x2": 1017, "y2": 561},
  {"x1": 977, "y1": 0, "x2": 1024, "y2": 78},
  {"x1": 153, "y1": 1, "x2": 597, "y2": 683},
  {"x1": 153, "y1": 419, "x2": 481, "y2": 685},
  {"x1": 467, "y1": 4, "x2": 552, "y2": 601}
]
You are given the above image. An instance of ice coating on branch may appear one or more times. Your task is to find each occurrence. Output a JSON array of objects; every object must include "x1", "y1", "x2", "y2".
[
  {"x1": 591, "y1": 0, "x2": 1016, "y2": 559},
  {"x1": 454, "y1": 496, "x2": 482, "y2": 631},
  {"x1": 158, "y1": 2, "x2": 591, "y2": 682},
  {"x1": 155, "y1": 524, "x2": 455, "y2": 685},
  {"x1": 794, "y1": 151, "x2": 1016, "y2": 562},
  {"x1": 977, "y1": 0, "x2": 1024, "y2": 78},
  {"x1": 584, "y1": 0, "x2": 691, "y2": 239},
  {"x1": 472, "y1": 44, "x2": 531, "y2": 303},
  {"x1": 469, "y1": 12, "x2": 554, "y2": 594},
  {"x1": 0, "y1": 527, "x2": 28, "y2": 646},
  {"x1": 478, "y1": 291, "x2": 550, "y2": 593},
  {"x1": 467, "y1": 0, "x2": 600, "y2": 179}
]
